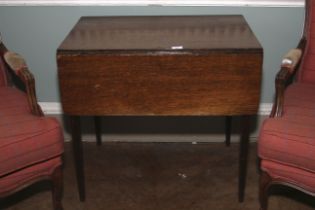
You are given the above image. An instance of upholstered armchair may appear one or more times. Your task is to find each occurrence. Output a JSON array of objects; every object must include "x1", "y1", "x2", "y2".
[
  {"x1": 258, "y1": 0, "x2": 315, "y2": 209},
  {"x1": 0, "y1": 36, "x2": 64, "y2": 209}
]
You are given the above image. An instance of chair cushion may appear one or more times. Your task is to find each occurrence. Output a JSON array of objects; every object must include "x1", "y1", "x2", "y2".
[
  {"x1": 259, "y1": 116, "x2": 315, "y2": 172},
  {"x1": 0, "y1": 87, "x2": 63, "y2": 177},
  {"x1": 259, "y1": 82, "x2": 315, "y2": 173}
]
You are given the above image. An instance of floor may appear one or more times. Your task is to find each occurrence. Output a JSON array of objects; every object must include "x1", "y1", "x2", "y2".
[{"x1": 1, "y1": 142, "x2": 315, "y2": 210}]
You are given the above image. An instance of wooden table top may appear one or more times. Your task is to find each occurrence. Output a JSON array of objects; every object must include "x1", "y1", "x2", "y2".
[
  {"x1": 57, "y1": 15, "x2": 263, "y2": 116},
  {"x1": 58, "y1": 15, "x2": 262, "y2": 53}
]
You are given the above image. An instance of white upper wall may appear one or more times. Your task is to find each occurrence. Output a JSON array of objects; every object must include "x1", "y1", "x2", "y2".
[{"x1": 0, "y1": 0, "x2": 305, "y2": 7}]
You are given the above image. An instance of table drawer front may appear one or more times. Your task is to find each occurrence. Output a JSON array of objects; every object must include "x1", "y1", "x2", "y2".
[{"x1": 58, "y1": 52, "x2": 262, "y2": 116}]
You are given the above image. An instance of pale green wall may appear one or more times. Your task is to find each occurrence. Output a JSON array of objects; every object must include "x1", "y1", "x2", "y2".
[{"x1": 0, "y1": 6, "x2": 304, "y2": 103}]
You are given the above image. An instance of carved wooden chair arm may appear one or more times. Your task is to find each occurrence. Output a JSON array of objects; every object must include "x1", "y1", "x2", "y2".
[
  {"x1": 270, "y1": 38, "x2": 306, "y2": 118},
  {"x1": 3, "y1": 51, "x2": 43, "y2": 116},
  {"x1": 280, "y1": 48, "x2": 302, "y2": 71}
]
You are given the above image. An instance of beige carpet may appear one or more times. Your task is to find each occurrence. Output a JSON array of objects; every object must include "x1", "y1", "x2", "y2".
[{"x1": 1, "y1": 142, "x2": 315, "y2": 210}]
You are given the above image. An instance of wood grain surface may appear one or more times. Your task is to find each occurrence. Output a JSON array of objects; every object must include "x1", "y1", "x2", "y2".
[
  {"x1": 58, "y1": 15, "x2": 261, "y2": 51},
  {"x1": 57, "y1": 15, "x2": 263, "y2": 116}
]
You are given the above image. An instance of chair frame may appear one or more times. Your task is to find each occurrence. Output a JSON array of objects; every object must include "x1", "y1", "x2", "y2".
[
  {"x1": 0, "y1": 38, "x2": 63, "y2": 210},
  {"x1": 259, "y1": 0, "x2": 314, "y2": 209}
]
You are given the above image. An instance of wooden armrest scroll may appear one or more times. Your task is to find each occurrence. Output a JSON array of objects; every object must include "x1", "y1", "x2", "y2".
[
  {"x1": 4, "y1": 51, "x2": 43, "y2": 116},
  {"x1": 4, "y1": 51, "x2": 28, "y2": 73},
  {"x1": 280, "y1": 49, "x2": 302, "y2": 72}
]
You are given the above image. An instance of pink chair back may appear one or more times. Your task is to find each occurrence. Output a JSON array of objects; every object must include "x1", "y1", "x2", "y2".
[{"x1": 299, "y1": 0, "x2": 315, "y2": 83}]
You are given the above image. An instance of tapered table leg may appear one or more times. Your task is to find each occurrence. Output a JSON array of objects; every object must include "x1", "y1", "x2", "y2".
[
  {"x1": 70, "y1": 116, "x2": 85, "y2": 201},
  {"x1": 225, "y1": 116, "x2": 231, "y2": 147},
  {"x1": 238, "y1": 115, "x2": 250, "y2": 202},
  {"x1": 94, "y1": 116, "x2": 102, "y2": 146}
]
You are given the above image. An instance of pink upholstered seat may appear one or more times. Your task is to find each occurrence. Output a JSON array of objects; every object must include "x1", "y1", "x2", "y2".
[
  {"x1": 259, "y1": 82, "x2": 315, "y2": 171},
  {"x1": 0, "y1": 40, "x2": 64, "y2": 209},
  {"x1": 258, "y1": 1, "x2": 315, "y2": 209},
  {"x1": 0, "y1": 94, "x2": 63, "y2": 178},
  {"x1": 259, "y1": 85, "x2": 315, "y2": 209},
  {"x1": 259, "y1": 115, "x2": 315, "y2": 175}
]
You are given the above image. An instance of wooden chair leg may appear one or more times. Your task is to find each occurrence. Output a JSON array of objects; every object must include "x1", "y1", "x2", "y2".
[
  {"x1": 52, "y1": 166, "x2": 63, "y2": 210},
  {"x1": 225, "y1": 116, "x2": 231, "y2": 146},
  {"x1": 94, "y1": 116, "x2": 102, "y2": 146},
  {"x1": 259, "y1": 171, "x2": 272, "y2": 210}
]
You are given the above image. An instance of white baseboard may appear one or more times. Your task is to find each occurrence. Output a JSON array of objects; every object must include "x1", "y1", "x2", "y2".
[
  {"x1": 39, "y1": 102, "x2": 62, "y2": 115},
  {"x1": 258, "y1": 103, "x2": 272, "y2": 116},
  {"x1": 39, "y1": 102, "x2": 273, "y2": 116}
]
